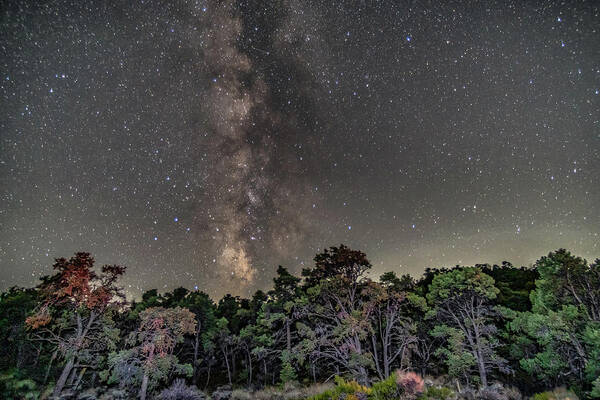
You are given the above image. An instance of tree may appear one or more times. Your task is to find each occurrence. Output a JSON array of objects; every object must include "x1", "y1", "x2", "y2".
[
  {"x1": 298, "y1": 245, "x2": 374, "y2": 385},
  {"x1": 25, "y1": 252, "x2": 125, "y2": 397},
  {"x1": 478, "y1": 262, "x2": 538, "y2": 312},
  {"x1": 269, "y1": 266, "x2": 301, "y2": 354},
  {"x1": 182, "y1": 290, "x2": 217, "y2": 387},
  {"x1": 212, "y1": 317, "x2": 235, "y2": 385},
  {"x1": 110, "y1": 306, "x2": 196, "y2": 400},
  {"x1": 155, "y1": 288, "x2": 218, "y2": 387},
  {"x1": 427, "y1": 267, "x2": 508, "y2": 387},
  {"x1": 367, "y1": 275, "x2": 422, "y2": 379},
  {"x1": 0, "y1": 287, "x2": 39, "y2": 372},
  {"x1": 506, "y1": 250, "x2": 600, "y2": 396}
]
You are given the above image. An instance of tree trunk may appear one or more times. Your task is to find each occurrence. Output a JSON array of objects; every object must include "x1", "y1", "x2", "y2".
[
  {"x1": 223, "y1": 348, "x2": 232, "y2": 385},
  {"x1": 286, "y1": 318, "x2": 291, "y2": 352},
  {"x1": 247, "y1": 351, "x2": 252, "y2": 386},
  {"x1": 476, "y1": 350, "x2": 487, "y2": 387},
  {"x1": 44, "y1": 350, "x2": 58, "y2": 384},
  {"x1": 205, "y1": 363, "x2": 212, "y2": 391},
  {"x1": 73, "y1": 367, "x2": 87, "y2": 391},
  {"x1": 357, "y1": 366, "x2": 369, "y2": 387},
  {"x1": 231, "y1": 352, "x2": 236, "y2": 381},
  {"x1": 53, "y1": 357, "x2": 75, "y2": 397},
  {"x1": 140, "y1": 372, "x2": 149, "y2": 400},
  {"x1": 383, "y1": 339, "x2": 390, "y2": 378},
  {"x1": 16, "y1": 340, "x2": 24, "y2": 369},
  {"x1": 90, "y1": 371, "x2": 97, "y2": 388},
  {"x1": 67, "y1": 366, "x2": 78, "y2": 387},
  {"x1": 263, "y1": 359, "x2": 268, "y2": 386},
  {"x1": 192, "y1": 321, "x2": 201, "y2": 386},
  {"x1": 371, "y1": 334, "x2": 384, "y2": 380}
]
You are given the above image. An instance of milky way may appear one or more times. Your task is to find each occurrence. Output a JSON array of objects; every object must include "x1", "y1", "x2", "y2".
[
  {"x1": 198, "y1": 0, "x2": 318, "y2": 288},
  {"x1": 1, "y1": 1, "x2": 598, "y2": 298}
]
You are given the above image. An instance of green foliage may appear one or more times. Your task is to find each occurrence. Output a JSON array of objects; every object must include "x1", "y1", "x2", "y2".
[
  {"x1": 369, "y1": 375, "x2": 401, "y2": 400},
  {"x1": 531, "y1": 393, "x2": 553, "y2": 400},
  {"x1": 507, "y1": 250, "x2": 600, "y2": 396},
  {"x1": 0, "y1": 288, "x2": 38, "y2": 370},
  {"x1": 427, "y1": 267, "x2": 506, "y2": 386},
  {"x1": 426, "y1": 267, "x2": 498, "y2": 304},
  {"x1": 530, "y1": 388, "x2": 580, "y2": 400},
  {"x1": 307, "y1": 376, "x2": 371, "y2": 400},
  {"x1": 280, "y1": 350, "x2": 298, "y2": 384},
  {"x1": 108, "y1": 306, "x2": 196, "y2": 397},
  {"x1": 591, "y1": 377, "x2": 600, "y2": 398},
  {"x1": 431, "y1": 325, "x2": 476, "y2": 380},
  {"x1": 0, "y1": 369, "x2": 40, "y2": 400},
  {"x1": 2, "y1": 246, "x2": 600, "y2": 397},
  {"x1": 417, "y1": 386, "x2": 454, "y2": 400},
  {"x1": 479, "y1": 262, "x2": 538, "y2": 311}
]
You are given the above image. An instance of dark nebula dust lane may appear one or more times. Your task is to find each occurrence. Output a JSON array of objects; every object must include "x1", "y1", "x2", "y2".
[{"x1": 1, "y1": 0, "x2": 598, "y2": 298}]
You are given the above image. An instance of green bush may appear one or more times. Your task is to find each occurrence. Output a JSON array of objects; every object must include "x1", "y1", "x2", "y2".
[
  {"x1": 417, "y1": 386, "x2": 454, "y2": 400},
  {"x1": 0, "y1": 369, "x2": 40, "y2": 400},
  {"x1": 307, "y1": 376, "x2": 371, "y2": 400},
  {"x1": 531, "y1": 393, "x2": 552, "y2": 400},
  {"x1": 591, "y1": 377, "x2": 600, "y2": 398},
  {"x1": 369, "y1": 375, "x2": 401, "y2": 400},
  {"x1": 530, "y1": 387, "x2": 579, "y2": 400},
  {"x1": 280, "y1": 360, "x2": 298, "y2": 385}
]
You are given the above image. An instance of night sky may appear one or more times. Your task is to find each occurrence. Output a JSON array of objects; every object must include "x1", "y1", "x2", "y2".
[{"x1": 1, "y1": 0, "x2": 598, "y2": 299}]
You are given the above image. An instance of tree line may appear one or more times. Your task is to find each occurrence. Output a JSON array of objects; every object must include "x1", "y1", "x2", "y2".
[{"x1": 0, "y1": 245, "x2": 599, "y2": 399}]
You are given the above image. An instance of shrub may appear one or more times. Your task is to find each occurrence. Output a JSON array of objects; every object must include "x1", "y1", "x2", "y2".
[
  {"x1": 591, "y1": 377, "x2": 600, "y2": 398},
  {"x1": 157, "y1": 379, "x2": 206, "y2": 400},
  {"x1": 396, "y1": 371, "x2": 425, "y2": 396},
  {"x1": 417, "y1": 386, "x2": 455, "y2": 400},
  {"x1": 370, "y1": 371, "x2": 426, "y2": 400},
  {"x1": 280, "y1": 360, "x2": 298, "y2": 385},
  {"x1": 370, "y1": 375, "x2": 402, "y2": 400},
  {"x1": 308, "y1": 376, "x2": 371, "y2": 400},
  {"x1": 0, "y1": 369, "x2": 40, "y2": 400},
  {"x1": 531, "y1": 387, "x2": 579, "y2": 400}
]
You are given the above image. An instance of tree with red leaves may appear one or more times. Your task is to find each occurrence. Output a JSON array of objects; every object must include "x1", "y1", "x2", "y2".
[{"x1": 25, "y1": 252, "x2": 126, "y2": 397}]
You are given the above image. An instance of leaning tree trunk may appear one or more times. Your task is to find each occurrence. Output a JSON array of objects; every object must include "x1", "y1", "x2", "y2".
[
  {"x1": 53, "y1": 357, "x2": 75, "y2": 397},
  {"x1": 44, "y1": 350, "x2": 58, "y2": 384},
  {"x1": 192, "y1": 321, "x2": 201, "y2": 386},
  {"x1": 223, "y1": 348, "x2": 232, "y2": 385},
  {"x1": 67, "y1": 366, "x2": 78, "y2": 387},
  {"x1": 140, "y1": 372, "x2": 149, "y2": 400},
  {"x1": 73, "y1": 367, "x2": 87, "y2": 391}
]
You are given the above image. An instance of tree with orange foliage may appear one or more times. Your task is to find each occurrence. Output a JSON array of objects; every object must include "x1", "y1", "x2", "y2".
[{"x1": 25, "y1": 252, "x2": 126, "y2": 397}]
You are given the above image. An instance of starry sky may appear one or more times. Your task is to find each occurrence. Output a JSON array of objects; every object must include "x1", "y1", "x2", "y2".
[{"x1": 1, "y1": 0, "x2": 598, "y2": 299}]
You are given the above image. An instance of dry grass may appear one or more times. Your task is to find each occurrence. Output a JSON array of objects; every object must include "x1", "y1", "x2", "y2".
[{"x1": 229, "y1": 382, "x2": 334, "y2": 400}]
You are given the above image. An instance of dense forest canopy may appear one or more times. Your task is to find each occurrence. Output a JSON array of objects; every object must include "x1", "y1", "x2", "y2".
[{"x1": 1, "y1": 246, "x2": 599, "y2": 399}]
